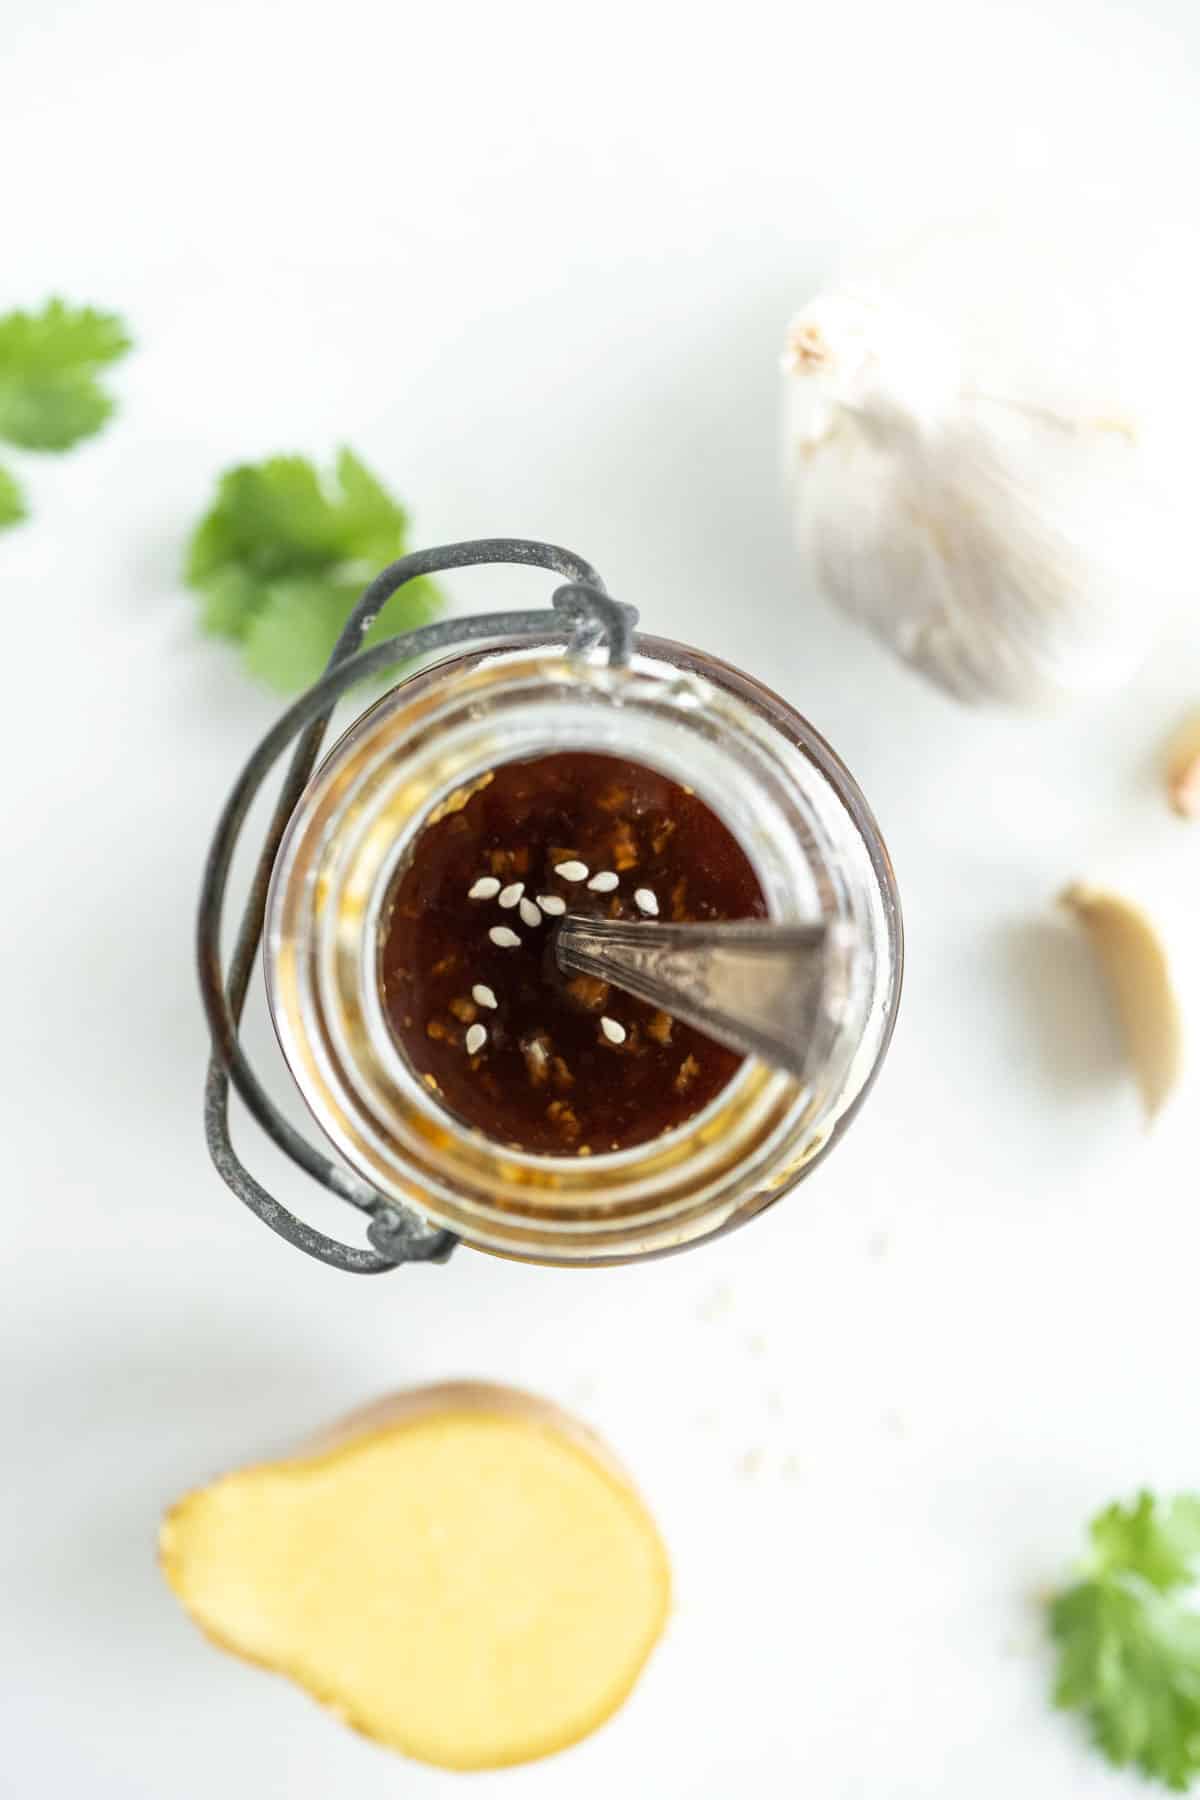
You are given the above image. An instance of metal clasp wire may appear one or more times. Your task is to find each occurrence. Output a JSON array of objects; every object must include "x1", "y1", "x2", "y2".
[{"x1": 197, "y1": 539, "x2": 635, "y2": 1274}]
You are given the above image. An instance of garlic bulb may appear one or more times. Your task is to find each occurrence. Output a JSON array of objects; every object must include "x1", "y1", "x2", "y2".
[
  {"x1": 783, "y1": 209, "x2": 1199, "y2": 707},
  {"x1": 1165, "y1": 710, "x2": 1200, "y2": 818}
]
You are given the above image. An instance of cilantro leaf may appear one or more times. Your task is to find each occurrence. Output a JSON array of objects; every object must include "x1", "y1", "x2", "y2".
[
  {"x1": 185, "y1": 448, "x2": 443, "y2": 692},
  {"x1": 1089, "y1": 1493, "x2": 1200, "y2": 1593},
  {"x1": 240, "y1": 570, "x2": 442, "y2": 695},
  {"x1": 0, "y1": 463, "x2": 26, "y2": 530},
  {"x1": 0, "y1": 300, "x2": 131, "y2": 451},
  {"x1": 1051, "y1": 1491, "x2": 1200, "y2": 1789}
]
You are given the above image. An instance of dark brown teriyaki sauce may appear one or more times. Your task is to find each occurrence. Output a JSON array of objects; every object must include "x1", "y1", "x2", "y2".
[{"x1": 379, "y1": 751, "x2": 766, "y2": 1155}]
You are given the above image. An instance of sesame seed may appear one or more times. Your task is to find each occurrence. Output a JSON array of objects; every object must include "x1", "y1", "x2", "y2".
[
  {"x1": 465, "y1": 1024, "x2": 487, "y2": 1055},
  {"x1": 634, "y1": 887, "x2": 660, "y2": 915},
  {"x1": 588, "y1": 870, "x2": 619, "y2": 892},
  {"x1": 519, "y1": 897, "x2": 542, "y2": 928},
  {"x1": 468, "y1": 876, "x2": 501, "y2": 900},
  {"x1": 489, "y1": 925, "x2": 521, "y2": 949},
  {"x1": 600, "y1": 1016, "x2": 627, "y2": 1045},
  {"x1": 472, "y1": 984, "x2": 498, "y2": 1009},
  {"x1": 522, "y1": 1034, "x2": 550, "y2": 1083},
  {"x1": 537, "y1": 894, "x2": 566, "y2": 916},
  {"x1": 554, "y1": 861, "x2": 589, "y2": 882},
  {"x1": 498, "y1": 881, "x2": 525, "y2": 908}
]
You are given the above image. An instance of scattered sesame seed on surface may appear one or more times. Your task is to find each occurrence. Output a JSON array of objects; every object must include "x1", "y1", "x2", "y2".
[
  {"x1": 554, "y1": 861, "x2": 589, "y2": 882},
  {"x1": 537, "y1": 894, "x2": 566, "y2": 915},
  {"x1": 468, "y1": 876, "x2": 501, "y2": 900},
  {"x1": 489, "y1": 925, "x2": 521, "y2": 948},
  {"x1": 465, "y1": 1024, "x2": 487, "y2": 1055},
  {"x1": 519, "y1": 897, "x2": 542, "y2": 927},
  {"x1": 600, "y1": 1016, "x2": 627, "y2": 1045},
  {"x1": 498, "y1": 882, "x2": 525, "y2": 908},
  {"x1": 634, "y1": 887, "x2": 660, "y2": 915},
  {"x1": 587, "y1": 870, "x2": 619, "y2": 892},
  {"x1": 472, "y1": 984, "x2": 498, "y2": 1009}
]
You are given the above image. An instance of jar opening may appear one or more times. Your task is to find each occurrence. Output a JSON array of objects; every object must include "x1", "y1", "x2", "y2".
[{"x1": 376, "y1": 748, "x2": 767, "y2": 1159}]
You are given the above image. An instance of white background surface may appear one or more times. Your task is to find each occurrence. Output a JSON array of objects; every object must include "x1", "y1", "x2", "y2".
[{"x1": 3, "y1": 2, "x2": 1200, "y2": 1794}]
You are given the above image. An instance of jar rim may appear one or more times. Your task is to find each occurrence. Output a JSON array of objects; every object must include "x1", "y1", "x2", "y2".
[{"x1": 265, "y1": 634, "x2": 902, "y2": 1263}]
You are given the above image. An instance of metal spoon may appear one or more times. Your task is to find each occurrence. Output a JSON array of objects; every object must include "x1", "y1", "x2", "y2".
[{"x1": 556, "y1": 913, "x2": 853, "y2": 1080}]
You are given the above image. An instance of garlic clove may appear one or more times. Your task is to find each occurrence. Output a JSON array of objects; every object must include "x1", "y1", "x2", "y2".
[
  {"x1": 1059, "y1": 882, "x2": 1184, "y2": 1119},
  {"x1": 1165, "y1": 712, "x2": 1200, "y2": 819}
]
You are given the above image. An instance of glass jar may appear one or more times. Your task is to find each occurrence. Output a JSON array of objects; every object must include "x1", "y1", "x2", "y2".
[{"x1": 264, "y1": 633, "x2": 902, "y2": 1265}]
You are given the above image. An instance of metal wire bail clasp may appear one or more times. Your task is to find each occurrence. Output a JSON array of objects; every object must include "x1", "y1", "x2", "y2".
[
  {"x1": 198, "y1": 538, "x2": 632, "y2": 1275},
  {"x1": 552, "y1": 583, "x2": 638, "y2": 665}
]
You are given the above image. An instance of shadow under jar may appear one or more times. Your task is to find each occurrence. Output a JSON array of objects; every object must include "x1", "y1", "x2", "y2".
[{"x1": 264, "y1": 634, "x2": 903, "y2": 1266}]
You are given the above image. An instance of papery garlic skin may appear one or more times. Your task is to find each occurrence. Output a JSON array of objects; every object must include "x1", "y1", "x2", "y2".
[
  {"x1": 783, "y1": 213, "x2": 1198, "y2": 708},
  {"x1": 1165, "y1": 711, "x2": 1200, "y2": 818}
]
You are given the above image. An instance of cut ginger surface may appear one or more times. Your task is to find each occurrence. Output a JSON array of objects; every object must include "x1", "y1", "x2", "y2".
[{"x1": 159, "y1": 1383, "x2": 671, "y2": 1771}]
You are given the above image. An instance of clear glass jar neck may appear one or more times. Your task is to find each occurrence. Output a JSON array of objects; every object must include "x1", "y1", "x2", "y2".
[{"x1": 264, "y1": 633, "x2": 902, "y2": 1265}]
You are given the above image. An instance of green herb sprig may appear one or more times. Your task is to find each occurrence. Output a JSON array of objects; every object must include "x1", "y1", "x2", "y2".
[
  {"x1": 0, "y1": 299, "x2": 132, "y2": 527},
  {"x1": 1051, "y1": 1491, "x2": 1200, "y2": 1790},
  {"x1": 184, "y1": 448, "x2": 443, "y2": 693}
]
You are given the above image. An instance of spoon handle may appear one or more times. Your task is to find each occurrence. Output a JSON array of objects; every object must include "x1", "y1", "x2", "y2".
[{"x1": 556, "y1": 914, "x2": 851, "y2": 1079}]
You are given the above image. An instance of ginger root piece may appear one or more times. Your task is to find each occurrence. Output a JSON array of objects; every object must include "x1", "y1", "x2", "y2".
[
  {"x1": 159, "y1": 1383, "x2": 670, "y2": 1771},
  {"x1": 1060, "y1": 883, "x2": 1184, "y2": 1119}
]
